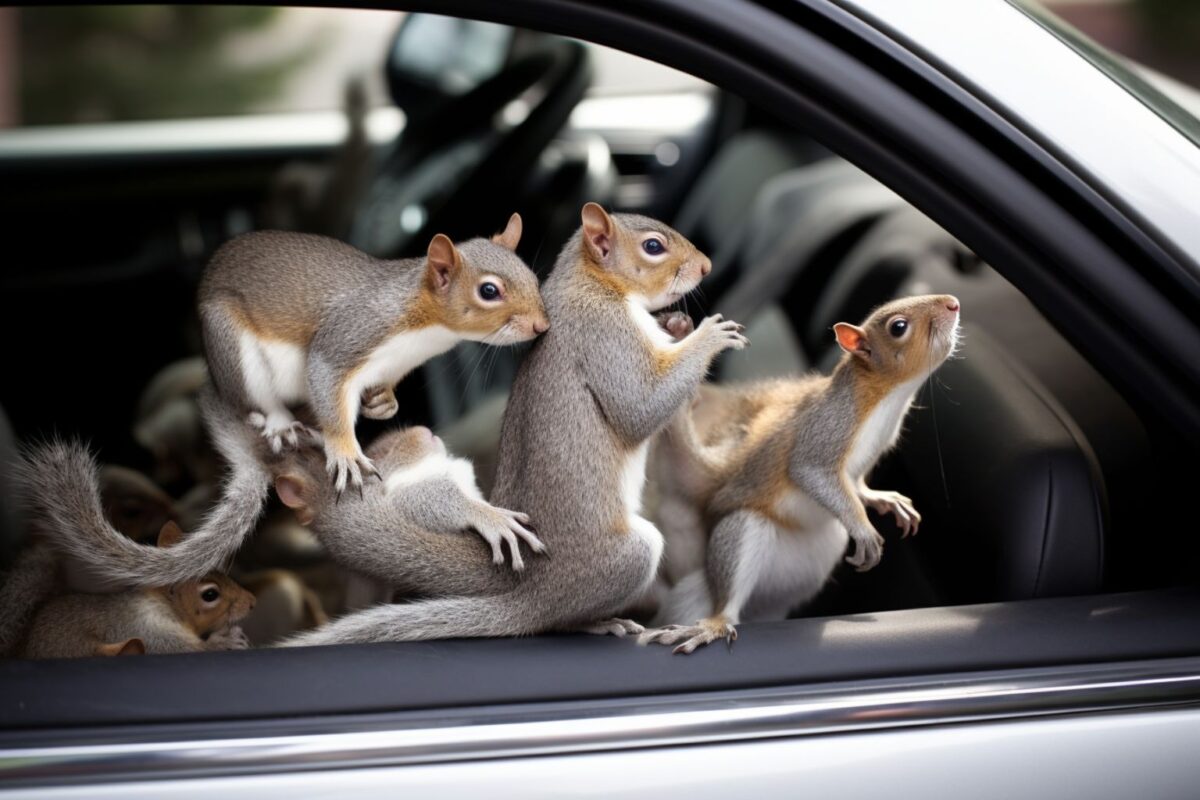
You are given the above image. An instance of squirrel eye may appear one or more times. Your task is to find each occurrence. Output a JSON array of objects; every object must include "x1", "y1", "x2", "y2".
[
  {"x1": 642, "y1": 238, "x2": 665, "y2": 256},
  {"x1": 478, "y1": 282, "x2": 501, "y2": 301},
  {"x1": 889, "y1": 318, "x2": 908, "y2": 338},
  {"x1": 201, "y1": 588, "x2": 220, "y2": 603}
]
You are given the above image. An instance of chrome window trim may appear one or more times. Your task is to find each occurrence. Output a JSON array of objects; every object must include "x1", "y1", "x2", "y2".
[{"x1": 3, "y1": 657, "x2": 1198, "y2": 789}]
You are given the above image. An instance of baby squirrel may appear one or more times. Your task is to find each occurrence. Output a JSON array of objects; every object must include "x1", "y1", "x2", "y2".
[
  {"x1": 642, "y1": 294, "x2": 961, "y2": 653},
  {"x1": 257, "y1": 426, "x2": 538, "y2": 648},
  {"x1": 282, "y1": 203, "x2": 746, "y2": 646},
  {"x1": 15, "y1": 386, "x2": 271, "y2": 587},
  {"x1": 198, "y1": 215, "x2": 549, "y2": 493},
  {"x1": 21, "y1": 521, "x2": 256, "y2": 659},
  {"x1": 268, "y1": 425, "x2": 543, "y2": 607}
]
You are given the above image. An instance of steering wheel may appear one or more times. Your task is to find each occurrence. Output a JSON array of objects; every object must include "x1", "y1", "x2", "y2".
[{"x1": 349, "y1": 39, "x2": 591, "y2": 258}]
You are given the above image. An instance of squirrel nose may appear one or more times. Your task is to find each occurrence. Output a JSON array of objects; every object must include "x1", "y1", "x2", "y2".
[
  {"x1": 533, "y1": 318, "x2": 549, "y2": 335},
  {"x1": 700, "y1": 258, "x2": 712, "y2": 277},
  {"x1": 945, "y1": 296, "x2": 960, "y2": 312}
]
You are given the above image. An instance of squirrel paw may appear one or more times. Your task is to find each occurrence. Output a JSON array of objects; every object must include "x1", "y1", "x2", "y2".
[
  {"x1": 579, "y1": 618, "x2": 645, "y2": 637},
  {"x1": 860, "y1": 489, "x2": 921, "y2": 537},
  {"x1": 845, "y1": 528, "x2": 885, "y2": 572},
  {"x1": 325, "y1": 448, "x2": 380, "y2": 496},
  {"x1": 697, "y1": 314, "x2": 750, "y2": 353},
  {"x1": 360, "y1": 386, "x2": 400, "y2": 421},
  {"x1": 472, "y1": 506, "x2": 546, "y2": 571},
  {"x1": 206, "y1": 625, "x2": 250, "y2": 651},
  {"x1": 638, "y1": 617, "x2": 737, "y2": 654},
  {"x1": 656, "y1": 310, "x2": 694, "y2": 341},
  {"x1": 249, "y1": 413, "x2": 319, "y2": 454}
]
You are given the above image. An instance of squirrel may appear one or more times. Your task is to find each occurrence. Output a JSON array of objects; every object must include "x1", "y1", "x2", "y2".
[
  {"x1": 279, "y1": 203, "x2": 747, "y2": 647},
  {"x1": 197, "y1": 214, "x2": 549, "y2": 493},
  {"x1": 13, "y1": 385, "x2": 271, "y2": 588},
  {"x1": 262, "y1": 425, "x2": 538, "y2": 634},
  {"x1": 641, "y1": 294, "x2": 961, "y2": 653},
  {"x1": 20, "y1": 520, "x2": 256, "y2": 659}
]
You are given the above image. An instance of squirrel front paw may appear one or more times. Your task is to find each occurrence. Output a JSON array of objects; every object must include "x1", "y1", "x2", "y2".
[
  {"x1": 206, "y1": 625, "x2": 250, "y2": 651},
  {"x1": 471, "y1": 505, "x2": 546, "y2": 571},
  {"x1": 845, "y1": 527, "x2": 885, "y2": 572},
  {"x1": 696, "y1": 314, "x2": 749, "y2": 354},
  {"x1": 860, "y1": 489, "x2": 921, "y2": 537},
  {"x1": 360, "y1": 386, "x2": 400, "y2": 421},
  {"x1": 248, "y1": 412, "x2": 319, "y2": 454},
  {"x1": 324, "y1": 442, "x2": 381, "y2": 496},
  {"x1": 655, "y1": 310, "x2": 695, "y2": 341}
]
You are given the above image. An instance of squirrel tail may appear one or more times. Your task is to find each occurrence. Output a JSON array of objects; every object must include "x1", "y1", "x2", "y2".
[
  {"x1": 664, "y1": 400, "x2": 725, "y2": 478},
  {"x1": 277, "y1": 593, "x2": 535, "y2": 647},
  {"x1": 14, "y1": 385, "x2": 269, "y2": 587},
  {"x1": 0, "y1": 540, "x2": 59, "y2": 657}
]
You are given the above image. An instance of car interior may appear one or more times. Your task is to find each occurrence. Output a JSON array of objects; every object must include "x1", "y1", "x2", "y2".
[{"x1": 0, "y1": 10, "x2": 1195, "y2": 717}]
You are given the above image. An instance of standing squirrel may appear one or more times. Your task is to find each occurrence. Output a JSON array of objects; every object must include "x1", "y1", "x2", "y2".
[
  {"x1": 198, "y1": 215, "x2": 549, "y2": 492},
  {"x1": 267, "y1": 424, "x2": 543, "y2": 606},
  {"x1": 642, "y1": 294, "x2": 961, "y2": 653},
  {"x1": 282, "y1": 203, "x2": 746, "y2": 646},
  {"x1": 21, "y1": 521, "x2": 256, "y2": 659}
]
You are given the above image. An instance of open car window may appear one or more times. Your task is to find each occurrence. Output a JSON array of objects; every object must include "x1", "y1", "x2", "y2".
[{"x1": 0, "y1": 2, "x2": 1197, "y2": 794}]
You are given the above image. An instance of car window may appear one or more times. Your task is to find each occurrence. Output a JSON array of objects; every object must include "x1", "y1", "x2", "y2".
[
  {"x1": 0, "y1": 6, "x2": 708, "y2": 130},
  {"x1": 1027, "y1": 0, "x2": 1200, "y2": 146}
]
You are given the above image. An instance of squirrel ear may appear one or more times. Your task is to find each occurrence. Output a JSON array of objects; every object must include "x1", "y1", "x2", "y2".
[
  {"x1": 580, "y1": 202, "x2": 614, "y2": 264},
  {"x1": 96, "y1": 638, "x2": 145, "y2": 657},
  {"x1": 491, "y1": 213, "x2": 523, "y2": 251},
  {"x1": 156, "y1": 520, "x2": 184, "y2": 549},
  {"x1": 833, "y1": 322, "x2": 871, "y2": 359},
  {"x1": 426, "y1": 234, "x2": 462, "y2": 293},
  {"x1": 275, "y1": 475, "x2": 315, "y2": 526}
]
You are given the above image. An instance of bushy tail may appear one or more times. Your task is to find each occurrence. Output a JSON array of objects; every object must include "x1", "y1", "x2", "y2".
[
  {"x1": 279, "y1": 593, "x2": 533, "y2": 647},
  {"x1": 0, "y1": 540, "x2": 59, "y2": 657},
  {"x1": 13, "y1": 386, "x2": 270, "y2": 587}
]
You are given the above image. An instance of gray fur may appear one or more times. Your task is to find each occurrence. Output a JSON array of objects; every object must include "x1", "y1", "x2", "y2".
[
  {"x1": 0, "y1": 540, "x2": 59, "y2": 657},
  {"x1": 13, "y1": 385, "x2": 270, "y2": 587},
  {"x1": 22, "y1": 592, "x2": 243, "y2": 659},
  {"x1": 287, "y1": 213, "x2": 738, "y2": 645}
]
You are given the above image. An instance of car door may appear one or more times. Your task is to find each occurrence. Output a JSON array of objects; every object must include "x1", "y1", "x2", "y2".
[{"x1": 1, "y1": 0, "x2": 1198, "y2": 797}]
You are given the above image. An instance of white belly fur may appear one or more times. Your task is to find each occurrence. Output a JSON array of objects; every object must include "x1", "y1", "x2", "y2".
[
  {"x1": 348, "y1": 326, "x2": 461, "y2": 416},
  {"x1": 240, "y1": 334, "x2": 308, "y2": 410},
  {"x1": 622, "y1": 441, "x2": 665, "y2": 589},
  {"x1": 845, "y1": 376, "x2": 923, "y2": 479},
  {"x1": 384, "y1": 450, "x2": 482, "y2": 499}
]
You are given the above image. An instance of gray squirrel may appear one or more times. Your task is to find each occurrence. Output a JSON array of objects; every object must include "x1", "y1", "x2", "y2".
[
  {"x1": 281, "y1": 203, "x2": 748, "y2": 646},
  {"x1": 269, "y1": 424, "x2": 544, "y2": 602},
  {"x1": 22, "y1": 521, "x2": 256, "y2": 659},
  {"x1": 642, "y1": 294, "x2": 961, "y2": 653},
  {"x1": 198, "y1": 215, "x2": 548, "y2": 493}
]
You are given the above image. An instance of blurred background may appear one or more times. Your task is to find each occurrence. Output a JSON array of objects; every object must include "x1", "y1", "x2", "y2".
[
  {"x1": 0, "y1": 2, "x2": 1196, "y2": 129},
  {"x1": 0, "y1": 5, "x2": 707, "y2": 128}
]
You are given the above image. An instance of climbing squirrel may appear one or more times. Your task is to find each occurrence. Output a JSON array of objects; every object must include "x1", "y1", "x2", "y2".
[
  {"x1": 266, "y1": 424, "x2": 543, "y2": 609},
  {"x1": 198, "y1": 214, "x2": 549, "y2": 493},
  {"x1": 21, "y1": 521, "x2": 255, "y2": 659},
  {"x1": 281, "y1": 203, "x2": 747, "y2": 647},
  {"x1": 641, "y1": 294, "x2": 960, "y2": 653}
]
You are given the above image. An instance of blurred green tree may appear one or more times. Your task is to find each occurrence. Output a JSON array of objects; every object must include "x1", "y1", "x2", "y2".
[
  {"x1": 19, "y1": 5, "x2": 321, "y2": 124},
  {"x1": 1133, "y1": 0, "x2": 1200, "y2": 56}
]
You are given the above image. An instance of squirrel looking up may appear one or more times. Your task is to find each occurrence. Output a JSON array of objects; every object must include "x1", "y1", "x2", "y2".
[
  {"x1": 198, "y1": 214, "x2": 548, "y2": 493},
  {"x1": 280, "y1": 203, "x2": 747, "y2": 647},
  {"x1": 642, "y1": 294, "x2": 961, "y2": 653},
  {"x1": 21, "y1": 521, "x2": 256, "y2": 659}
]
